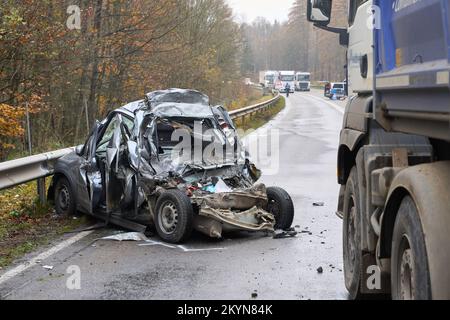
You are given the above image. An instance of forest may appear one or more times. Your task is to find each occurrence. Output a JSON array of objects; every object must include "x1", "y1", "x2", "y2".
[{"x1": 0, "y1": 0, "x2": 348, "y2": 161}]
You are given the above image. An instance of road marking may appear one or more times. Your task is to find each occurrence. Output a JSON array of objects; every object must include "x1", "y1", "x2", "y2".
[
  {"x1": 0, "y1": 231, "x2": 94, "y2": 286},
  {"x1": 138, "y1": 240, "x2": 226, "y2": 252},
  {"x1": 302, "y1": 93, "x2": 345, "y2": 115}
]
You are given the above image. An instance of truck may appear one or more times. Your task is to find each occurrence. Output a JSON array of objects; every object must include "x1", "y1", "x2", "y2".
[
  {"x1": 266, "y1": 71, "x2": 279, "y2": 89},
  {"x1": 307, "y1": 0, "x2": 450, "y2": 300},
  {"x1": 277, "y1": 71, "x2": 296, "y2": 93},
  {"x1": 259, "y1": 71, "x2": 279, "y2": 89},
  {"x1": 295, "y1": 72, "x2": 311, "y2": 91}
]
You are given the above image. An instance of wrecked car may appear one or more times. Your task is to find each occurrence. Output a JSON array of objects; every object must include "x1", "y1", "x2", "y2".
[{"x1": 49, "y1": 89, "x2": 294, "y2": 243}]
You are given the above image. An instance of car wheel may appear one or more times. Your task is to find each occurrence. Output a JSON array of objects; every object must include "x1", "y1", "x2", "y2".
[
  {"x1": 155, "y1": 189, "x2": 194, "y2": 244},
  {"x1": 55, "y1": 177, "x2": 76, "y2": 216},
  {"x1": 343, "y1": 167, "x2": 365, "y2": 299},
  {"x1": 391, "y1": 196, "x2": 431, "y2": 300},
  {"x1": 266, "y1": 187, "x2": 294, "y2": 230}
]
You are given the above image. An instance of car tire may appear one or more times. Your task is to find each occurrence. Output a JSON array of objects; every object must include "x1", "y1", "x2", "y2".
[
  {"x1": 55, "y1": 177, "x2": 76, "y2": 216},
  {"x1": 155, "y1": 189, "x2": 194, "y2": 244},
  {"x1": 391, "y1": 196, "x2": 432, "y2": 300},
  {"x1": 266, "y1": 187, "x2": 294, "y2": 230},
  {"x1": 343, "y1": 167, "x2": 365, "y2": 299}
]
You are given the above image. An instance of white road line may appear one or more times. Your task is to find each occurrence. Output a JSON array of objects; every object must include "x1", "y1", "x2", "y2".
[
  {"x1": 0, "y1": 230, "x2": 94, "y2": 286},
  {"x1": 178, "y1": 245, "x2": 226, "y2": 252},
  {"x1": 302, "y1": 93, "x2": 345, "y2": 115}
]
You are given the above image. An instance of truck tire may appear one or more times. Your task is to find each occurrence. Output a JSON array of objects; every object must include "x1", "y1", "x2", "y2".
[
  {"x1": 155, "y1": 189, "x2": 194, "y2": 244},
  {"x1": 391, "y1": 196, "x2": 432, "y2": 300},
  {"x1": 267, "y1": 187, "x2": 294, "y2": 230},
  {"x1": 343, "y1": 167, "x2": 364, "y2": 299},
  {"x1": 54, "y1": 177, "x2": 76, "y2": 216}
]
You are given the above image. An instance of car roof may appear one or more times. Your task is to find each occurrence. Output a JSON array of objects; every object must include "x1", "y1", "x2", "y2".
[
  {"x1": 116, "y1": 88, "x2": 213, "y2": 119},
  {"x1": 146, "y1": 88, "x2": 209, "y2": 107}
]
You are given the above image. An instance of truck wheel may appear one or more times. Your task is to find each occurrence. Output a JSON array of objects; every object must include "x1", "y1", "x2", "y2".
[
  {"x1": 343, "y1": 167, "x2": 364, "y2": 299},
  {"x1": 155, "y1": 189, "x2": 194, "y2": 244},
  {"x1": 391, "y1": 196, "x2": 431, "y2": 300},
  {"x1": 55, "y1": 177, "x2": 76, "y2": 216},
  {"x1": 267, "y1": 187, "x2": 294, "y2": 230}
]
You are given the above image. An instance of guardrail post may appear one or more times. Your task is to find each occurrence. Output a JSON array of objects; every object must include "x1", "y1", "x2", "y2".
[{"x1": 37, "y1": 178, "x2": 46, "y2": 204}]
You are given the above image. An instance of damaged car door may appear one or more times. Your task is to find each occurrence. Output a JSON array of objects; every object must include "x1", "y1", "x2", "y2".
[
  {"x1": 77, "y1": 121, "x2": 102, "y2": 214},
  {"x1": 95, "y1": 113, "x2": 135, "y2": 215}
]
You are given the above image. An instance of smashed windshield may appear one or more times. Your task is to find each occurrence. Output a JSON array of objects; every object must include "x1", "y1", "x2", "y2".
[{"x1": 146, "y1": 89, "x2": 210, "y2": 107}]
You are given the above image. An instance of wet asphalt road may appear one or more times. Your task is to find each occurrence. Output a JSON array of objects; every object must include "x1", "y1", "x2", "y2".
[{"x1": 0, "y1": 89, "x2": 348, "y2": 300}]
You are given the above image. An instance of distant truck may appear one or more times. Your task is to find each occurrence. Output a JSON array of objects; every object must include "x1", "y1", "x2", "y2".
[
  {"x1": 307, "y1": 0, "x2": 450, "y2": 300},
  {"x1": 295, "y1": 72, "x2": 311, "y2": 91},
  {"x1": 259, "y1": 71, "x2": 278, "y2": 89},
  {"x1": 277, "y1": 71, "x2": 295, "y2": 93}
]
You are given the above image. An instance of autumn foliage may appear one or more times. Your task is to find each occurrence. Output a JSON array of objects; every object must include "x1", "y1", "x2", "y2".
[{"x1": 0, "y1": 0, "x2": 244, "y2": 160}]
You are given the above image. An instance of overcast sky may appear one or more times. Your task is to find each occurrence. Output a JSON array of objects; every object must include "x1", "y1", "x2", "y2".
[{"x1": 227, "y1": 0, "x2": 296, "y2": 23}]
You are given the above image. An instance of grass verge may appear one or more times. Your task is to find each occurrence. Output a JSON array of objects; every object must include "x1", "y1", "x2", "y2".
[{"x1": 0, "y1": 180, "x2": 89, "y2": 269}]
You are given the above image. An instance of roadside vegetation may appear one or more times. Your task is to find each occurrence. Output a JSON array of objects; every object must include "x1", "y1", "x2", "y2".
[{"x1": 0, "y1": 181, "x2": 89, "y2": 268}]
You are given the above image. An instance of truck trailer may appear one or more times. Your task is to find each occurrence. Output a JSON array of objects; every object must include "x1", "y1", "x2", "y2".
[{"x1": 307, "y1": 0, "x2": 450, "y2": 300}]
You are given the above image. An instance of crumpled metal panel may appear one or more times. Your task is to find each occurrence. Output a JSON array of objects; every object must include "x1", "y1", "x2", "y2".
[
  {"x1": 199, "y1": 206, "x2": 275, "y2": 233},
  {"x1": 193, "y1": 184, "x2": 268, "y2": 210}
]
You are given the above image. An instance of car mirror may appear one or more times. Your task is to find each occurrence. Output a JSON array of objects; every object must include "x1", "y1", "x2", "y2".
[
  {"x1": 75, "y1": 145, "x2": 84, "y2": 156},
  {"x1": 307, "y1": 0, "x2": 332, "y2": 26}
]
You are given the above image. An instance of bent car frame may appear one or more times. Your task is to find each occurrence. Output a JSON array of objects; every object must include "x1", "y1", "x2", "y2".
[{"x1": 48, "y1": 89, "x2": 294, "y2": 243}]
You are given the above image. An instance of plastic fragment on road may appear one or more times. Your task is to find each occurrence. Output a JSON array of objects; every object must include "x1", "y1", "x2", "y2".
[
  {"x1": 273, "y1": 229, "x2": 297, "y2": 239},
  {"x1": 100, "y1": 232, "x2": 149, "y2": 242},
  {"x1": 313, "y1": 202, "x2": 325, "y2": 207},
  {"x1": 43, "y1": 265, "x2": 54, "y2": 270}
]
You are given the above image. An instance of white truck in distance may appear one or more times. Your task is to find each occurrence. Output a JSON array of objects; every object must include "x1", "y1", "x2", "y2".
[
  {"x1": 295, "y1": 72, "x2": 311, "y2": 91},
  {"x1": 277, "y1": 71, "x2": 295, "y2": 93}
]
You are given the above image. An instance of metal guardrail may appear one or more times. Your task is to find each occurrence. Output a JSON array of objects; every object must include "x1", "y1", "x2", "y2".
[
  {"x1": 229, "y1": 92, "x2": 280, "y2": 120},
  {"x1": 0, "y1": 147, "x2": 76, "y2": 202},
  {"x1": 0, "y1": 93, "x2": 281, "y2": 200}
]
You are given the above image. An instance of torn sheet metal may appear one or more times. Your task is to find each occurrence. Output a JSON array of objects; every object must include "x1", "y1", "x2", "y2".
[
  {"x1": 193, "y1": 184, "x2": 268, "y2": 211},
  {"x1": 199, "y1": 206, "x2": 274, "y2": 233}
]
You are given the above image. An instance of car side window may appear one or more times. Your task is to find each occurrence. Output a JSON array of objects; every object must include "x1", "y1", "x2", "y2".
[
  {"x1": 97, "y1": 116, "x2": 120, "y2": 153},
  {"x1": 121, "y1": 116, "x2": 134, "y2": 135}
]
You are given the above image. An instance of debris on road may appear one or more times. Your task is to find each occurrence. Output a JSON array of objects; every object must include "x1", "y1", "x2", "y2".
[
  {"x1": 313, "y1": 202, "x2": 325, "y2": 207},
  {"x1": 100, "y1": 232, "x2": 149, "y2": 242},
  {"x1": 317, "y1": 266, "x2": 323, "y2": 274},
  {"x1": 251, "y1": 291, "x2": 258, "y2": 299},
  {"x1": 43, "y1": 266, "x2": 54, "y2": 271},
  {"x1": 273, "y1": 229, "x2": 297, "y2": 239}
]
